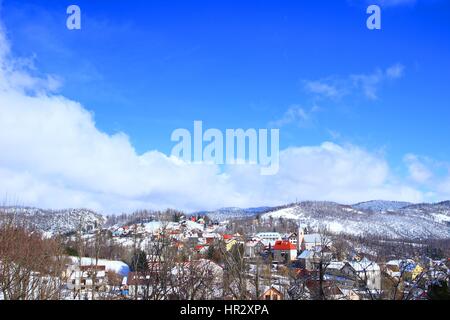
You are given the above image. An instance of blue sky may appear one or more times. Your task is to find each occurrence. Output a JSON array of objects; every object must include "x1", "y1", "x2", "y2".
[{"x1": 0, "y1": 0, "x2": 450, "y2": 212}]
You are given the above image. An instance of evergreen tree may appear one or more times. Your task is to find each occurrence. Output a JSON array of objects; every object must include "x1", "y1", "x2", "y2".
[{"x1": 131, "y1": 250, "x2": 148, "y2": 272}]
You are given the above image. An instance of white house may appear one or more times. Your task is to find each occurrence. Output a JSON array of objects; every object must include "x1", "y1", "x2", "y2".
[
  {"x1": 282, "y1": 232, "x2": 298, "y2": 246},
  {"x1": 255, "y1": 232, "x2": 281, "y2": 247},
  {"x1": 245, "y1": 240, "x2": 265, "y2": 258},
  {"x1": 64, "y1": 257, "x2": 130, "y2": 295},
  {"x1": 65, "y1": 264, "x2": 107, "y2": 293},
  {"x1": 347, "y1": 258, "x2": 382, "y2": 292},
  {"x1": 298, "y1": 231, "x2": 326, "y2": 251}
]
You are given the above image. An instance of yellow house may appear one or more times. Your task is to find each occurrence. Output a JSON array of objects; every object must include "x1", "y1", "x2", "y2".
[
  {"x1": 411, "y1": 265, "x2": 424, "y2": 280},
  {"x1": 225, "y1": 239, "x2": 238, "y2": 251}
]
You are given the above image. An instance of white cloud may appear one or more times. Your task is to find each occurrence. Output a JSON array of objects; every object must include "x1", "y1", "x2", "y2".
[
  {"x1": 0, "y1": 22, "x2": 433, "y2": 213},
  {"x1": 225, "y1": 143, "x2": 424, "y2": 205},
  {"x1": 438, "y1": 176, "x2": 450, "y2": 198},
  {"x1": 402, "y1": 154, "x2": 450, "y2": 200},
  {"x1": 304, "y1": 81, "x2": 342, "y2": 99},
  {"x1": 304, "y1": 64, "x2": 405, "y2": 100},
  {"x1": 269, "y1": 105, "x2": 319, "y2": 128},
  {"x1": 386, "y1": 63, "x2": 405, "y2": 79},
  {"x1": 404, "y1": 154, "x2": 433, "y2": 183}
]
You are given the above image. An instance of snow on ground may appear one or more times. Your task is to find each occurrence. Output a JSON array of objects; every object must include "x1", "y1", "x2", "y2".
[
  {"x1": 142, "y1": 220, "x2": 203, "y2": 233},
  {"x1": 260, "y1": 202, "x2": 450, "y2": 239},
  {"x1": 143, "y1": 221, "x2": 165, "y2": 233},
  {"x1": 327, "y1": 221, "x2": 344, "y2": 233},
  {"x1": 262, "y1": 207, "x2": 302, "y2": 220},
  {"x1": 432, "y1": 213, "x2": 450, "y2": 223}
]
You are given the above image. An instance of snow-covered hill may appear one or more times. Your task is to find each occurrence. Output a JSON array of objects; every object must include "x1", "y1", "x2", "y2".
[
  {"x1": 0, "y1": 207, "x2": 105, "y2": 236},
  {"x1": 2, "y1": 200, "x2": 450, "y2": 240},
  {"x1": 260, "y1": 201, "x2": 450, "y2": 239},
  {"x1": 192, "y1": 207, "x2": 272, "y2": 221},
  {"x1": 352, "y1": 200, "x2": 412, "y2": 213}
]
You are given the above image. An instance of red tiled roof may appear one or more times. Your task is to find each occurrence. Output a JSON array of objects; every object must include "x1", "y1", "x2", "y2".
[
  {"x1": 273, "y1": 240, "x2": 296, "y2": 251},
  {"x1": 223, "y1": 234, "x2": 233, "y2": 240}
]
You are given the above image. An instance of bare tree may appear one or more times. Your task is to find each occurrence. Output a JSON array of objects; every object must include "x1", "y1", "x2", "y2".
[
  {"x1": 0, "y1": 214, "x2": 67, "y2": 300},
  {"x1": 219, "y1": 241, "x2": 250, "y2": 300}
]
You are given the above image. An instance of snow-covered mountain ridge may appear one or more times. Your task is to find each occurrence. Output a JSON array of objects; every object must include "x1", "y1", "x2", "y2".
[
  {"x1": 0, "y1": 207, "x2": 105, "y2": 236},
  {"x1": 2, "y1": 200, "x2": 449, "y2": 239},
  {"x1": 260, "y1": 201, "x2": 450, "y2": 239}
]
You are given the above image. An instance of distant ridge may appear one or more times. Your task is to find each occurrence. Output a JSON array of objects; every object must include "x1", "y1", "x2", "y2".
[
  {"x1": 351, "y1": 200, "x2": 412, "y2": 213},
  {"x1": 191, "y1": 206, "x2": 273, "y2": 221},
  {"x1": 0, "y1": 206, "x2": 105, "y2": 236},
  {"x1": 2, "y1": 200, "x2": 450, "y2": 239}
]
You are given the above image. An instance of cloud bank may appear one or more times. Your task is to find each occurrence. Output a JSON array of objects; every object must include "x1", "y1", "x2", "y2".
[{"x1": 0, "y1": 22, "x2": 445, "y2": 213}]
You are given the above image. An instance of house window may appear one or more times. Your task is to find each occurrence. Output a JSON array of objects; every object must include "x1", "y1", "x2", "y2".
[{"x1": 265, "y1": 295, "x2": 271, "y2": 300}]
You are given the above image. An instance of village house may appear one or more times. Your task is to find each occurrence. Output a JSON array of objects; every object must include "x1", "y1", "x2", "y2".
[
  {"x1": 202, "y1": 233, "x2": 221, "y2": 245},
  {"x1": 410, "y1": 264, "x2": 424, "y2": 280},
  {"x1": 225, "y1": 238, "x2": 239, "y2": 251},
  {"x1": 125, "y1": 259, "x2": 223, "y2": 300},
  {"x1": 65, "y1": 264, "x2": 107, "y2": 293},
  {"x1": 245, "y1": 240, "x2": 265, "y2": 258},
  {"x1": 298, "y1": 232, "x2": 325, "y2": 251},
  {"x1": 346, "y1": 258, "x2": 382, "y2": 292},
  {"x1": 386, "y1": 259, "x2": 403, "y2": 278},
  {"x1": 340, "y1": 288, "x2": 361, "y2": 300},
  {"x1": 259, "y1": 286, "x2": 284, "y2": 300},
  {"x1": 194, "y1": 244, "x2": 209, "y2": 255},
  {"x1": 223, "y1": 234, "x2": 233, "y2": 241},
  {"x1": 298, "y1": 247, "x2": 333, "y2": 271},
  {"x1": 282, "y1": 232, "x2": 298, "y2": 246},
  {"x1": 386, "y1": 259, "x2": 424, "y2": 281},
  {"x1": 64, "y1": 257, "x2": 130, "y2": 296},
  {"x1": 303, "y1": 280, "x2": 358, "y2": 300},
  {"x1": 273, "y1": 240, "x2": 298, "y2": 263},
  {"x1": 255, "y1": 232, "x2": 282, "y2": 247},
  {"x1": 125, "y1": 272, "x2": 150, "y2": 298},
  {"x1": 298, "y1": 250, "x2": 316, "y2": 271}
]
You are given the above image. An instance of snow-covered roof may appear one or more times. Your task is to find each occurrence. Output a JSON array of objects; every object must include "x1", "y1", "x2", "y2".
[
  {"x1": 386, "y1": 260, "x2": 402, "y2": 267},
  {"x1": 255, "y1": 232, "x2": 281, "y2": 238},
  {"x1": 203, "y1": 232, "x2": 220, "y2": 238},
  {"x1": 246, "y1": 240, "x2": 263, "y2": 247},
  {"x1": 298, "y1": 250, "x2": 314, "y2": 259},
  {"x1": 349, "y1": 258, "x2": 380, "y2": 272},
  {"x1": 386, "y1": 259, "x2": 416, "y2": 271},
  {"x1": 303, "y1": 234, "x2": 322, "y2": 244},
  {"x1": 68, "y1": 257, "x2": 130, "y2": 276},
  {"x1": 328, "y1": 261, "x2": 345, "y2": 271}
]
